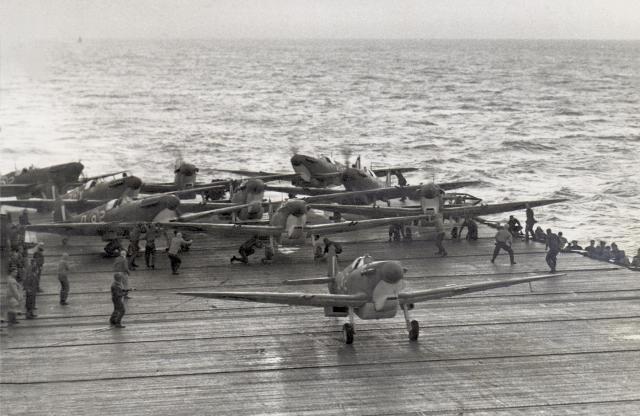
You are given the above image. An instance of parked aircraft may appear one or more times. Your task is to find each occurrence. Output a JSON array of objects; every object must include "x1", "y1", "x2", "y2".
[
  {"x1": 179, "y1": 254, "x2": 564, "y2": 344},
  {"x1": 0, "y1": 162, "x2": 85, "y2": 199},
  {"x1": 25, "y1": 183, "x2": 235, "y2": 255},
  {"x1": 219, "y1": 154, "x2": 417, "y2": 188}
]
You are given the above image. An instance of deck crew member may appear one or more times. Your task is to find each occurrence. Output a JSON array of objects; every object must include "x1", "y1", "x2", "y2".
[
  {"x1": 545, "y1": 229, "x2": 561, "y2": 273},
  {"x1": 168, "y1": 232, "x2": 191, "y2": 275},
  {"x1": 33, "y1": 243, "x2": 45, "y2": 292},
  {"x1": 58, "y1": 253, "x2": 70, "y2": 305},
  {"x1": 557, "y1": 232, "x2": 568, "y2": 251},
  {"x1": 24, "y1": 259, "x2": 39, "y2": 319},
  {"x1": 567, "y1": 240, "x2": 583, "y2": 251},
  {"x1": 491, "y1": 225, "x2": 516, "y2": 265},
  {"x1": 323, "y1": 237, "x2": 343, "y2": 258},
  {"x1": 231, "y1": 236, "x2": 263, "y2": 265},
  {"x1": 127, "y1": 224, "x2": 141, "y2": 270},
  {"x1": 19, "y1": 209, "x2": 30, "y2": 226},
  {"x1": 113, "y1": 250, "x2": 131, "y2": 297},
  {"x1": 507, "y1": 215, "x2": 523, "y2": 237},
  {"x1": 524, "y1": 204, "x2": 536, "y2": 241},
  {"x1": 584, "y1": 240, "x2": 596, "y2": 256},
  {"x1": 145, "y1": 224, "x2": 159, "y2": 269},
  {"x1": 110, "y1": 273, "x2": 127, "y2": 328},
  {"x1": 458, "y1": 216, "x2": 478, "y2": 241},
  {"x1": 434, "y1": 214, "x2": 447, "y2": 257},
  {"x1": 7, "y1": 269, "x2": 23, "y2": 325},
  {"x1": 631, "y1": 249, "x2": 640, "y2": 267}
]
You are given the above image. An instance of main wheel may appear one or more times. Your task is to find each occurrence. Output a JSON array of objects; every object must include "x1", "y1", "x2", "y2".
[
  {"x1": 342, "y1": 323, "x2": 354, "y2": 344},
  {"x1": 408, "y1": 320, "x2": 419, "y2": 341}
]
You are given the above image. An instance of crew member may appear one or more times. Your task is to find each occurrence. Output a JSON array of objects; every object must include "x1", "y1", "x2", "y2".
[
  {"x1": 631, "y1": 249, "x2": 640, "y2": 267},
  {"x1": 231, "y1": 236, "x2": 263, "y2": 264},
  {"x1": 313, "y1": 235, "x2": 324, "y2": 262},
  {"x1": 110, "y1": 273, "x2": 127, "y2": 328},
  {"x1": 611, "y1": 243, "x2": 629, "y2": 266},
  {"x1": 534, "y1": 226, "x2": 546, "y2": 242},
  {"x1": 127, "y1": 224, "x2": 141, "y2": 269},
  {"x1": 584, "y1": 240, "x2": 596, "y2": 256},
  {"x1": 33, "y1": 243, "x2": 45, "y2": 292},
  {"x1": 545, "y1": 229, "x2": 561, "y2": 273},
  {"x1": 434, "y1": 214, "x2": 447, "y2": 257},
  {"x1": 491, "y1": 225, "x2": 516, "y2": 265},
  {"x1": 145, "y1": 224, "x2": 159, "y2": 269},
  {"x1": 557, "y1": 232, "x2": 568, "y2": 251},
  {"x1": 524, "y1": 204, "x2": 536, "y2": 241},
  {"x1": 7, "y1": 269, "x2": 23, "y2": 325},
  {"x1": 507, "y1": 215, "x2": 522, "y2": 237},
  {"x1": 458, "y1": 216, "x2": 478, "y2": 241},
  {"x1": 113, "y1": 251, "x2": 130, "y2": 296},
  {"x1": 323, "y1": 237, "x2": 343, "y2": 257},
  {"x1": 58, "y1": 253, "x2": 70, "y2": 305},
  {"x1": 168, "y1": 232, "x2": 191, "y2": 274},
  {"x1": 24, "y1": 259, "x2": 39, "y2": 319},
  {"x1": 19, "y1": 209, "x2": 30, "y2": 226},
  {"x1": 568, "y1": 240, "x2": 583, "y2": 251}
]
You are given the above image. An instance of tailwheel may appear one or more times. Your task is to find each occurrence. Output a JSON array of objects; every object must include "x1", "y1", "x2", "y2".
[
  {"x1": 408, "y1": 320, "x2": 419, "y2": 341},
  {"x1": 342, "y1": 323, "x2": 355, "y2": 344}
]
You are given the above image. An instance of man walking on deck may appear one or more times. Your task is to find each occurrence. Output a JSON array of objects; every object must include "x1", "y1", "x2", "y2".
[
  {"x1": 110, "y1": 273, "x2": 127, "y2": 328},
  {"x1": 491, "y1": 225, "x2": 516, "y2": 265},
  {"x1": 434, "y1": 214, "x2": 447, "y2": 257},
  {"x1": 524, "y1": 203, "x2": 536, "y2": 241},
  {"x1": 113, "y1": 250, "x2": 131, "y2": 297},
  {"x1": 33, "y1": 243, "x2": 45, "y2": 292},
  {"x1": 545, "y1": 228, "x2": 561, "y2": 273},
  {"x1": 24, "y1": 259, "x2": 39, "y2": 319}
]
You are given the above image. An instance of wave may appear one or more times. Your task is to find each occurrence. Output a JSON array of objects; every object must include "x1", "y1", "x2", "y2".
[
  {"x1": 407, "y1": 120, "x2": 437, "y2": 126},
  {"x1": 555, "y1": 109, "x2": 584, "y2": 116},
  {"x1": 500, "y1": 140, "x2": 557, "y2": 151}
]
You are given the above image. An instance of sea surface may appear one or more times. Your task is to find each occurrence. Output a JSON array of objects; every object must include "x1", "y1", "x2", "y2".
[{"x1": 1, "y1": 39, "x2": 639, "y2": 253}]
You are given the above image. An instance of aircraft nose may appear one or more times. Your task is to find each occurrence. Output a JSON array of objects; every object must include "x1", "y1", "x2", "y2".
[
  {"x1": 245, "y1": 179, "x2": 265, "y2": 195},
  {"x1": 290, "y1": 155, "x2": 305, "y2": 167},
  {"x1": 181, "y1": 163, "x2": 198, "y2": 177},
  {"x1": 378, "y1": 261, "x2": 404, "y2": 284},
  {"x1": 125, "y1": 176, "x2": 142, "y2": 190},
  {"x1": 163, "y1": 194, "x2": 181, "y2": 210},
  {"x1": 420, "y1": 184, "x2": 441, "y2": 199}
]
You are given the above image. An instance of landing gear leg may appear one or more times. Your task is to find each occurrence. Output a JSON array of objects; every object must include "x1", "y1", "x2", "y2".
[
  {"x1": 402, "y1": 304, "x2": 419, "y2": 341},
  {"x1": 342, "y1": 307, "x2": 356, "y2": 344}
]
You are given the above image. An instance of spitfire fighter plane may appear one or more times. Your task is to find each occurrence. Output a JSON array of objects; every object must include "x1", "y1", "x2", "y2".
[
  {"x1": 0, "y1": 162, "x2": 85, "y2": 199},
  {"x1": 180, "y1": 254, "x2": 564, "y2": 344},
  {"x1": 24, "y1": 183, "x2": 238, "y2": 255}
]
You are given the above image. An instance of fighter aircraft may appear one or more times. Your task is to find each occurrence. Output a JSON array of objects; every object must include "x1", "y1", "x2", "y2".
[
  {"x1": 0, "y1": 162, "x2": 85, "y2": 199},
  {"x1": 219, "y1": 154, "x2": 417, "y2": 188},
  {"x1": 1, "y1": 173, "x2": 144, "y2": 214},
  {"x1": 25, "y1": 183, "x2": 236, "y2": 255},
  {"x1": 308, "y1": 183, "x2": 568, "y2": 223},
  {"x1": 179, "y1": 254, "x2": 564, "y2": 344}
]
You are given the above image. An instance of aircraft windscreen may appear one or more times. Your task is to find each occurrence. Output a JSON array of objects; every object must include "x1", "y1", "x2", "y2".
[{"x1": 105, "y1": 199, "x2": 117, "y2": 210}]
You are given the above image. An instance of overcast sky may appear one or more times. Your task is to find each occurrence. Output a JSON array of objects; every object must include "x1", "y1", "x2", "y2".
[{"x1": 1, "y1": 0, "x2": 639, "y2": 41}]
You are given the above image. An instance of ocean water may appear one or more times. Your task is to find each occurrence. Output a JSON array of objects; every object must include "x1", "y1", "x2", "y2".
[{"x1": 1, "y1": 39, "x2": 639, "y2": 252}]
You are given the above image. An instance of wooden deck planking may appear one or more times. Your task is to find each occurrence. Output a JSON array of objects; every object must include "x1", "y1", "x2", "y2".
[{"x1": 2, "y1": 222, "x2": 639, "y2": 415}]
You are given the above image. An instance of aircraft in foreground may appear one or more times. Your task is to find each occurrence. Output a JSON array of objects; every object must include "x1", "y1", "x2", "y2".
[
  {"x1": 0, "y1": 162, "x2": 85, "y2": 199},
  {"x1": 179, "y1": 254, "x2": 564, "y2": 344}
]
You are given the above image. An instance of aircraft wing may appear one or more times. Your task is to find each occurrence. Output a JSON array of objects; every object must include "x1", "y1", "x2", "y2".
[
  {"x1": 173, "y1": 204, "x2": 253, "y2": 222},
  {"x1": 161, "y1": 222, "x2": 284, "y2": 237},
  {"x1": 0, "y1": 184, "x2": 38, "y2": 197},
  {"x1": 140, "y1": 183, "x2": 181, "y2": 193},
  {"x1": 399, "y1": 273, "x2": 564, "y2": 304},
  {"x1": 442, "y1": 198, "x2": 568, "y2": 218},
  {"x1": 26, "y1": 222, "x2": 135, "y2": 237},
  {"x1": 265, "y1": 185, "x2": 345, "y2": 196},
  {"x1": 298, "y1": 214, "x2": 428, "y2": 236},
  {"x1": 309, "y1": 204, "x2": 421, "y2": 218},
  {"x1": 0, "y1": 199, "x2": 105, "y2": 213},
  {"x1": 178, "y1": 291, "x2": 368, "y2": 308},
  {"x1": 371, "y1": 167, "x2": 418, "y2": 177}
]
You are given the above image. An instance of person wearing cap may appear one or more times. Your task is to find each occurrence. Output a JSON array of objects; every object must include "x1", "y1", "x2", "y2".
[
  {"x1": 113, "y1": 250, "x2": 131, "y2": 297},
  {"x1": 167, "y1": 232, "x2": 192, "y2": 275},
  {"x1": 33, "y1": 243, "x2": 45, "y2": 292},
  {"x1": 57, "y1": 253, "x2": 71, "y2": 305},
  {"x1": 110, "y1": 273, "x2": 127, "y2": 328},
  {"x1": 491, "y1": 224, "x2": 516, "y2": 265},
  {"x1": 545, "y1": 229, "x2": 561, "y2": 273}
]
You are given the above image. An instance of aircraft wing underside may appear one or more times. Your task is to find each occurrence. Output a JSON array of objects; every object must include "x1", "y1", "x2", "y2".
[
  {"x1": 0, "y1": 184, "x2": 38, "y2": 197},
  {"x1": 298, "y1": 215, "x2": 428, "y2": 236},
  {"x1": 178, "y1": 291, "x2": 368, "y2": 307},
  {"x1": 161, "y1": 222, "x2": 284, "y2": 237},
  {"x1": 398, "y1": 273, "x2": 564, "y2": 304},
  {"x1": 26, "y1": 222, "x2": 136, "y2": 237},
  {"x1": 0, "y1": 199, "x2": 105, "y2": 213}
]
